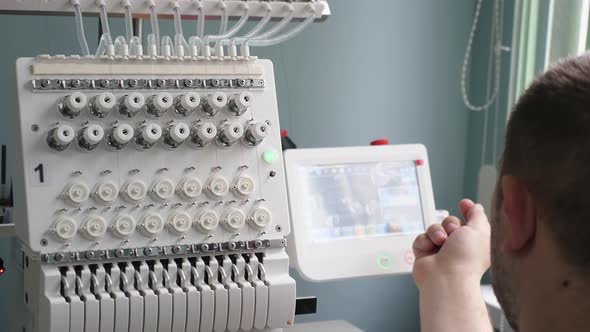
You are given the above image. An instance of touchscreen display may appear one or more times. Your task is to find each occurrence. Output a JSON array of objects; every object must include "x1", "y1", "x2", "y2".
[{"x1": 299, "y1": 161, "x2": 425, "y2": 241}]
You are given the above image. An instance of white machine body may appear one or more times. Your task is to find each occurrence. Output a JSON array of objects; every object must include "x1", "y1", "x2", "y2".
[
  {"x1": 284, "y1": 145, "x2": 438, "y2": 281},
  {"x1": 13, "y1": 56, "x2": 295, "y2": 332}
]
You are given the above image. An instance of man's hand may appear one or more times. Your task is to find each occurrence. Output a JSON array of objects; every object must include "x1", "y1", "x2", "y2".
[
  {"x1": 413, "y1": 199, "x2": 493, "y2": 332},
  {"x1": 413, "y1": 199, "x2": 491, "y2": 288}
]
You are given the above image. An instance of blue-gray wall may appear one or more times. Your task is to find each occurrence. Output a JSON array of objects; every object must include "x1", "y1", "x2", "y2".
[{"x1": 0, "y1": 1, "x2": 480, "y2": 331}]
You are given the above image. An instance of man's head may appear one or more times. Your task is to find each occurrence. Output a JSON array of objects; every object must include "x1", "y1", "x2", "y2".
[{"x1": 491, "y1": 53, "x2": 590, "y2": 330}]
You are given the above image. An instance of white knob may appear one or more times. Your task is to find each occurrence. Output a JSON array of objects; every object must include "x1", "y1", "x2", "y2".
[
  {"x1": 113, "y1": 124, "x2": 134, "y2": 144},
  {"x1": 222, "y1": 208, "x2": 246, "y2": 232},
  {"x1": 122, "y1": 179, "x2": 147, "y2": 203},
  {"x1": 249, "y1": 207, "x2": 272, "y2": 230},
  {"x1": 169, "y1": 123, "x2": 190, "y2": 143},
  {"x1": 169, "y1": 211, "x2": 192, "y2": 235},
  {"x1": 147, "y1": 92, "x2": 173, "y2": 117},
  {"x1": 141, "y1": 123, "x2": 162, "y2": 144},
  {"x1": 49, "y1": 124, "x2": 75, "y2": 150},
  {"x1": 66, "y1": 92, "x2": 87, "y2": 112},
  {"x1": 190, "y1": 122, "x2": 217, "y2": 148},
  {"x1": 111, "y1": 214, "x2": 136, "y2": 238},
  {"x1": 217, "y1": 122, "x2": 243, "y2": 147},
  {"x1": 201, "y1": 92, "x2": 227, "y2": 116},
  {"x1": 150, "y1": 178, "x2": 175, "y2": 202},
  {"x1": 64, "y1": 182, "x2": 90, "y2": 205},
  {"x1": 90, "y1": 92, "x2": 116, "y2": 118},
  {"x1": 244, "y1": 122, "x2": 270, "y2": 146},
  {"x1": 228, "y1": 91, "x2": 254, "y2": 116},
  {"x1": 81, "y1": 215, "x2": 108, "y2": 239},
  {"x1": 140, "y1": 212, "x2": 165, "y2": 236},
  {"x1": 175, "y1": 92, "x2": 201, "y2": 117},
  {"x1": 81, "y1": 124, "x2": 104, "y2": 146},
  {"x1": 208, "y1": 92, "x2": 227, "y2": 109},
  {"x1": 194, "y1": 210, "x2": 219, "y2": 233},
  {"x1": 206, "y1": 176, "x2": 229, "y2": 198},
  {"x1": 234, "y1": 175, "x2": 255, "y2": 197},
  {"x1": 178, "y1": 177, "x2": 202, "y2": 200},
  {"x1": 53, "y1": 217, "x2": 78, "y2": 240},
  {"x1": 119, "y1": 92, "x2": 145, "y2": 118},
  {"x1": 93, "y1": 181, "x2": 119, "y2": 205},
  {"x1": 58, "y1": 92, "x2": 87, "y2": 119}
]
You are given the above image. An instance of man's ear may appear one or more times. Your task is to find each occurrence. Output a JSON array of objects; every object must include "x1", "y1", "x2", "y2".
[{"x1": 501, "y1": 175, "x2": 537, "y2": 253}]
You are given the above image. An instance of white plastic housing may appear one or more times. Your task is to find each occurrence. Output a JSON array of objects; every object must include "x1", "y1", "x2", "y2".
[
  {"x1": 284, "y1": 145, "x2": 439, "y2": 281},
  {"x1": 140, "y1": 212, "x2": 165, "y2": 236},
  {"x1": 206, "y1": 176, "x2": 229, "y2": 198},
  {"x1": 121, "y1": 179, "x2": 148, "y2": 203},
  {"x1": 92, "y1": 181, "x2": 119, "y2": 205},
  {"x1": 111, "y1": 214, "x2": 136, "y2": 238},
  {"x1": 63, "y1": 182, "x2": 90, "y2": 205},
  {"x1": 194, "y1": 210, "x2": 220, "y2": 234}
]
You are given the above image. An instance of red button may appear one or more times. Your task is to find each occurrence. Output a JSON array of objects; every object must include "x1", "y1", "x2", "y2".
[
  {"x1": 415, "y1": 159, "x2": 424, "y2": 166},
  {"x1": 281, "y1": 130, "x2": 288, "y2": 137},
  {"x1": 370, "y1": 139, "x2": 389, "y2": 146}
]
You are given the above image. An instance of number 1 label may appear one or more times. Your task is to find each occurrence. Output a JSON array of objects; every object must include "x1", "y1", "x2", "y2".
[{"x1": 30, "y1": 161, "x2": 49, "y2": 186}]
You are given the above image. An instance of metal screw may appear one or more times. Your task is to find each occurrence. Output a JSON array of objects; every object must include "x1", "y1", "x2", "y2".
[
  {"x1": 129, "y1": 79, "x2": 138, "y2": 87},
  {"x1": 275, "y1": 225, "x2": 283, "y2": 232},
  {"x1": 269, "y1": 171, "x2": 276, "y2": 177},
  {"x1": 115, "y1": 249, "x2": 124, "y2": 257},
  {"x1": 144, "y1": 247, "x2": 153, "y2": 255},
  {"x1": 41, "y1": 79, "x2": 50, "y2": 88},
  {"x1": 31, "y1": 124, "x2": 39, "y2": 132},
  {"x1": 71, "y1": 79, "x2": 81, "y2": 88},
  {"x1": 172, "y1": 245, "x2": 181, "y2": 254},
  {"x1": 201, "y1": 244, "x2": 209, "y2": 252},
  {"x1": 254, "y1": 240, "x2": 263, "y2": 248},
  {"x1": 238, "y1": 79, "x2": 246, "y2": 87},
  {"x1": 228, "y1": 242, "x2": 236, "y2": 250},
  {"x1": 85, "y1": 251, "x2": 95, "y2": 259},
  {"x1": 40, "y1": 239, "x2": 48, "y2": 247},
  {"x1": 211, "y1": 79, "x2": 220, "y2": 87},
  {"x1": 157, "y1": 79, "x2": 166, "y2": 87},
  {"x1": 100, "y1": 79, "x2": 109, "y2": 88},
  {"x1": 55, "y1": 252, "x2": 65, "y2": 261},
  {"x1": 184, "y1": 79, "x2": 193, "y2": 87}
]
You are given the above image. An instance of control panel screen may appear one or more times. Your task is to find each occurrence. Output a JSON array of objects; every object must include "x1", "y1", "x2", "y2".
[{"x1": 299, "y1": 161, "x2": 425, "y2": 241}]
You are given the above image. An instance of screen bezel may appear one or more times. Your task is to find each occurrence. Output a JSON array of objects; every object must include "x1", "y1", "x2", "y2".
[{"x1": 284, "y1": 144, "x2": 437, "y2": 281}]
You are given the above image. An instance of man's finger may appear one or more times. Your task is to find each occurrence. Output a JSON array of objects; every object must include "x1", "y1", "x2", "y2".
[
  {"x1": 426, "y1": 224, "x2": 447, "y2": 246},
  {"x1": 459, "y1": 199, "x2": 476, "y2": 220},
  {"x1": 441, "y1": 216, "x2": 462, "y2": 235},
  {"x1": 460, "y1": 200, "x2": 489, "y2": 231},
  {"x1": 412, "y1": 233, "x2": 435, "y2": 259}
]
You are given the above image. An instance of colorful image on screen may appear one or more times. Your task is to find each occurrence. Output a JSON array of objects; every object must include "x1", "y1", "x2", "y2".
[{"x1": 299, "y1": 161, "x2": 425, "y2": 241}]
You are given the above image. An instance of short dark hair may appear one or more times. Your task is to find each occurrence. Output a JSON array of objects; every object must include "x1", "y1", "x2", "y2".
[{"x1": 502, "y1": 53, "x2": 590, "y2": 269}]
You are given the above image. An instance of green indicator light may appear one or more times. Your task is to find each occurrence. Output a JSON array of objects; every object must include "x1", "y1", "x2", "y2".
[
  {"x1": 263, "y1": 149, "x2": 278, "y2": 164},
  {"x1": 377, "y1": 252, "x2": 394, "y2": 270}
]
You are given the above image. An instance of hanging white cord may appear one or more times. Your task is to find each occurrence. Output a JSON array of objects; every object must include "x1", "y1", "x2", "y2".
[
  {"x1": 95, "y1": 0, "x2": 114, "y2": 57},
  {"x1": 148, "y1": 1, "x2": 161, "y2": 55},
  {"x1": 493, "y1": 0, "x2": 505, "y2": 162},
  {"x1": 480, "y1": 0, "x2": 500, "y2": 165},
  {"x1": 72, "y1": 1, "x2": 90, "y2": 56},
  {"x1": 461, "y1": 0, "x2": 503, "y2": 111}
]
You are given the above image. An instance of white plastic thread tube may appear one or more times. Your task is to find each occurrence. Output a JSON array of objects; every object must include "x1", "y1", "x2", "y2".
[
  {"x1": 123, "y1": 0, "x2": 133, "y2": 44},
  {"x1": 72, "y1": 0, "x2": 90, "y2": 56},
  {"x1": 148, "y1": 0, "x2": 161, "y2": 55},
  {"x1": 173, "y1": 2, "x2": 188, "y2": 56},
  {"x1": 205, "y1": 3, "x2": 249, "y2": 48},
  {"x1": 232, "y1": 4, "x2": 294, "y2": 47},
  {"x1": 95, "y1": 0, "x2": 114, "y2": 57},
  {"x1": 225, "y1": 8, "x2": 272, "y2": 46},
  {"x1": 245, "y1": 14, "x2": 315, "y2": 48}
]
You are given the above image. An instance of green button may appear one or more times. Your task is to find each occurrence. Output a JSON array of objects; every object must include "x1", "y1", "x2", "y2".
[
  {"x1": 377, "y1": 252, "x2": 394, "y2": 270},
  {"x1": 263, "y1": 149, "x2": 278, "y2": 164}
]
